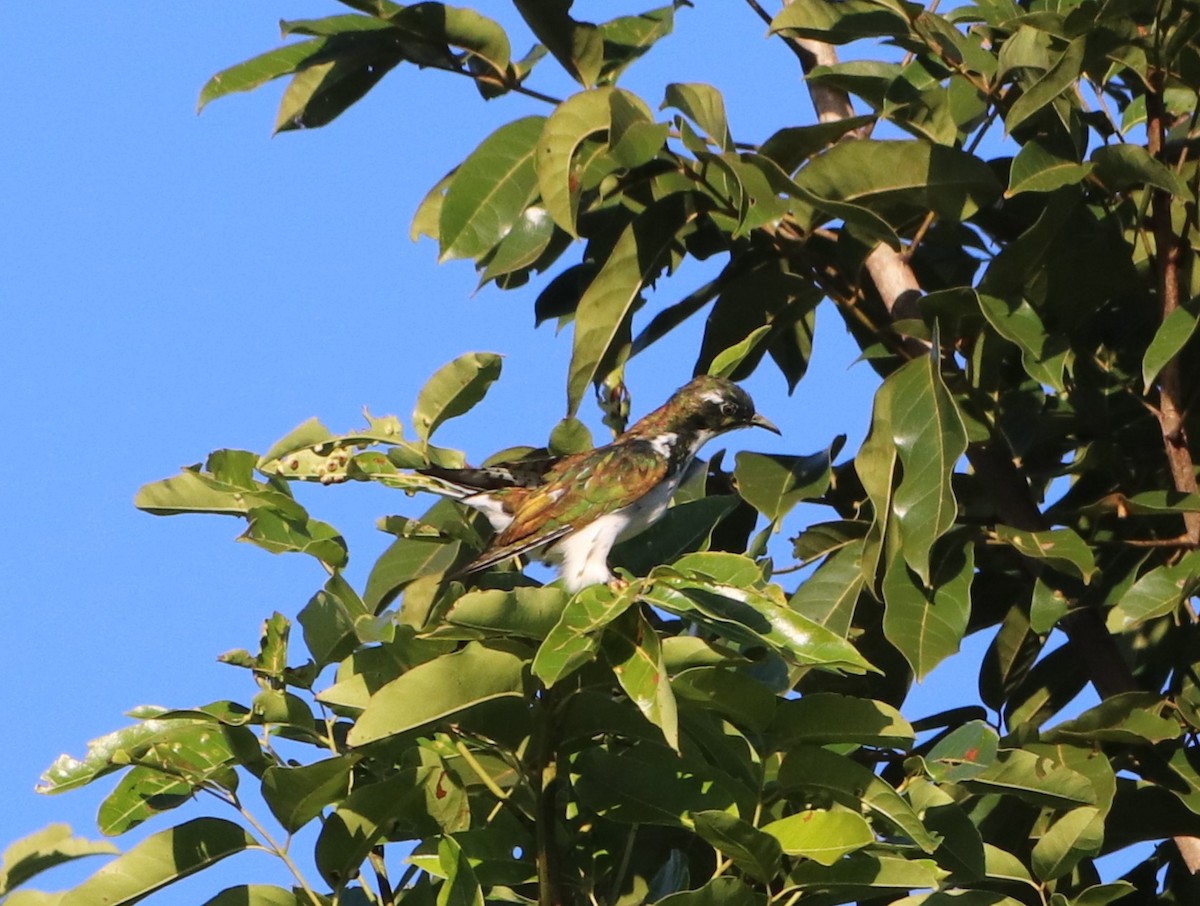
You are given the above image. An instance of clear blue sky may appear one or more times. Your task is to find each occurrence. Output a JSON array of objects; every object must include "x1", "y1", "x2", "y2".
[{"x1": 3, "y1": 2, "x2": 1111, "y2": 901}]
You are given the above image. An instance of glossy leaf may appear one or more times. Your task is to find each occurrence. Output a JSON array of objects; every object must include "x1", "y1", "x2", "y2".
[
  {"x1": 733, "y1": 439, "x2": 843, "y2": 524},
  {"x1": 1107, "y1": 552, "x2": 1200, "y2": 631},
  {"x1": 533, "y1": 583, "x2": 640, "y2": 685},
  {"x1": 439, "y1": 117, "x2": 543, "y2": 262},
  {"x1": 785, "y1": 853, "x2": 944, "y2": 893},
  {"x1": 59, "y1": 818, "x2": 254, "y2": 906},
  {"x1": 994, "y1": 524, "x2": 1096, "y2": 583},
  {"x1": 762, "y1": 809, "x2": 874, "y2": 865},
  {"x1": 603, "y1": 609, "x2": 679, "y2": 750},
  {"x1": 882, "y1": 534, "x2": 974, "y2": 680},
  {"x1": 97, "y1": 768, "x2": 193, "y2": 837},
  {"x1": 778, "y1": 746, "x2": 938, "y2": 851},
  {"x1": 1092, "y1": 144, "x2": 1191, "y2": 197},
  {"x1": 348, "y1": 641, "x2": 527, "y2": 745},
  {"x1": 671, "y1": 667, "x2": 776, "y2": 732},
  {"x1": 1039, "y1": 692, "x2": 1181, "y2": 745},
  {"x1": 887, "y1": 355, "x2": 968, "y2": 584},
  {"x1": 925, "y1": 720, "x2": 999, "y2": 782}
]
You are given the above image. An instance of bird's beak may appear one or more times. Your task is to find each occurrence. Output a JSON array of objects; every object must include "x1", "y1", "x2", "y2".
[{"x1": 750, "y1": 413, "x2": 781, "y2": 435}]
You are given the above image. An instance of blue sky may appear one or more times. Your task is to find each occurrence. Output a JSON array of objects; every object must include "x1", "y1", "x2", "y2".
[{"x1": 2, "y1": 2, "x2": 1112, "y2": 901}]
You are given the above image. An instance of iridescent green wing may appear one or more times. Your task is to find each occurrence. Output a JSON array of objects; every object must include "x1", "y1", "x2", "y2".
[{"x1": 464, "y1": 440, "x2": 668, "y2": 573}]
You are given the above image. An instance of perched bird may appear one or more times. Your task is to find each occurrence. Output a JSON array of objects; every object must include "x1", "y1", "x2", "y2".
[{"x1": 420, "y1": 375, "x2": 779, "y2": 591}]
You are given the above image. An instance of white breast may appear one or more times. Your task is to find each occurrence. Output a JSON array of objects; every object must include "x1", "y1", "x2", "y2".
[{"x1": 546, "y1": 475, "x2": 680, "y2": 591}]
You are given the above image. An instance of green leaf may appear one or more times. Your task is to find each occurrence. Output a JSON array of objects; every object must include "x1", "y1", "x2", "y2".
[
  {"x1": 533, "y1": 583, "x2": 640, "y2": 685},
  {"x1": 1143, "y1": 296, "x2": 1200, "y2": 388},
  {"x1": 778, "y1": 746, "x2": 938, "y2": 852},
  {"x1": 513, "y1": 0, "x2": 603, "y2": 87},
  {"x1": 603, "y1": 609, "x2": 679, "y2": 750},
  {"x1": 964, "y1": 749, "x2": 1096, "y2": 808},
  {"x1": 437, "y1": 835, "x2": 483, "y2": 906},
  {"x1": 762, "y1": 810, "x2": 874, "y2": 865},
  {"x1": 1039, "y1": 691, "x2": 1181, "y2": 745},
  {"x1": 273, "y1": 36, "x2": 402, "y2": 133},
  {"x1": 439, "y1": 117, "x2": 544, "y2": 262},
  {"x1": 656, "y1": 877, "x2": 764, "y2": 906},
  {"x1": 882, "y1": 534, "x2": 974, "y2": 680},
  {"x1": 348, "y1": 641, "x2": 528, "y2": 745},
  {"x1": 1005, "y1": 37, "x2": 1085, "y2": 133},
  {"x1": 1092, "y1": 144, "x2": 1191, "y2": 197},
  {"x1": 262, "y1": 756, "x2": 355, "y2": 833},
  {"x1": 769, "y1": 693, "x2": 913, "y2": 749},
  {"x1": 708, "y1": 325, "x2": 772, "y2": 379},
  {"x1": 758, "y1": 117, "x2": 876, "y2": 173},
  {"x1": 1107, "y1": 552, "x2": 1200, "y2": 631},
  {"x1": 671, "y1": 667, "x2": 776, "y2": 732},
  {"x1": 536, "y1": 87, "x2": 618, "y2": 235},
  {"x1": 994, "y1": 524, "x2": 1096, "y2": 582},
  {"x1": 978, "y1": 292, "x2": 1069, "y2": 390},
  {"x1": 316, "y1": 763, "x2": 467, "y2": 886},
  {"x1": 925, "y1": 720, "x2": 999, "y2": 782},
  {"x1": 566, "y1": 193, "x2": 698, "y2": 415},
  {"x1": 199, "y1": 40, "x2": 329, "y2": 111},
  {"x1": 135, "y1": 450, "x2": 301, "y2": 518},
  {"x1": 412, "y1": 352, "x2": 503, "y2": 443},
  {"x1": 200, "y1": 886, "x2": 301, "y2": 906},
  {"x1": 391, "y1": 3, "x2": 511, "y2": 78},
  {"x1": 1007, "y1": 140, "x2": 1093, "y2": 196},
  {"x1": 242, "y1": 509, "x2": 347, "y2": 567},
  {"x1": 770, "y1": 0, "x2": 915, "y2": 44},
  {"x1": 691, "y1": 810, "x2": 781, "y2": 882},
  {"x1": 1031, "y1": 806, "x2": 1103, "y2": 881},
  {"x1": 1067, "y1": 883, "x2": 1137, "y2": 906},
  {"x1": 298, "y1": 574, "x2": 369, "y2": 667},
  {"x1": 0, "y1": 825, "x2": 117, "y2": 897},
  {"x1": 792, "y1": 140, "x2": 999, "y2": 225},
  {"x1": 644, "y1": 573, "x2": 877, "y2": 675},
  {"x1": 886, "y1": 355, "x2": 969, "y2": 584},
  {"x1": 97, "y1": 768, "x2": 193, "y2": 837},
  {"x1": 446, "y1": 586, "x2": 569, "y2": 640},
  {"x1": 596, "y1": 7, "x2": 675, "y2": 84},
  {"x1": 734, "y1": 439, "x2": 843, "y2": 524},
  {"x1": 574, "y1": 743, "x2": 739, "y2": 826},
  {"x1": 788, "y1": 541, "x2": 865, "y2": 638},
  {"x1": 281, "y1": 15, "x2": 395, "y2": 37},
  {"x1": 785, "y1": 853, "x2": 944, "y2": 892},
  {"x1": 663, "y1": 83, "x2": 733, "y2": 150},
  {"x1": 59, "y1": 818, "x2": 254, "y2": 906}
]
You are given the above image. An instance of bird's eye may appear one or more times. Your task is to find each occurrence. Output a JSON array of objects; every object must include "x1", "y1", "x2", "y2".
[{"x1": 720, "y1": 401, "x2": 738, "y2": 417}]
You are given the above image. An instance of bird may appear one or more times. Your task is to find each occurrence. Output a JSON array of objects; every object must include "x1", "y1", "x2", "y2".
[{"x1": 419, "y1": 375, "x2": 779, "y2": 591}]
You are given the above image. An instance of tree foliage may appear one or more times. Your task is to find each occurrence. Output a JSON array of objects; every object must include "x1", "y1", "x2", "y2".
[{"x1": 8, "y1": 0, "x2": 1200, "y2": 904}]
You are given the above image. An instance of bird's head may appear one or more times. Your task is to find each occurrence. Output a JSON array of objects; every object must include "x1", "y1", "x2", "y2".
[{"x1": 636, "y1": 375, "x2": 781, "y2": 439}]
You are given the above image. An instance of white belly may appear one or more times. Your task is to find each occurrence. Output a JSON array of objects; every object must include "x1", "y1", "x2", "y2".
[{"x1": 546, "y1": 476, "x2": 679, "y2": 591}]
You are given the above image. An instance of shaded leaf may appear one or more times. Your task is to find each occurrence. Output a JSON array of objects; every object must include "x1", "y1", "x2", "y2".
[
  {"x1": 59, "y1": 818, "x2": 254, "y2": 906},
  {"x1": 1143, "y1": 296, "x2": 1200, "y2": 389},
  {"x1": 513, "y1": 0, "x2": 603, "y2": 87},
  {"x1": 262, "y1": 756, "x2": 355, "y2": 833},
  {"x1": 533, "y1": 583, "x2": 640, "y2": 686},
  {"x1": 199, "y1": 40, "x2": 329, "y2": 111},
  {"x1": 603, "y1": 609, "x2": 679, "y2": 750},
  {"x1": 964, "y1": 749, "x2": 1096, "y2": 808},
  {"x1": 994, "y1": 524, "x2": 1096, "y2": 583},
  {"x1": 1005, "y1": 37, "x2": 1085, "y2": 133},
  {"x1": 734, "y1": 439, "x2": 844, "y2": 524},
  {"x1": 778, "y1": 746, "x2": 938, "y2": 851},
  {"x1": 1092, "y1": 143, "x2": 1191, "y2": 197},
  {"x1": 1031, "y1": 806, "x2": 1103, "y2": 881},
  {"x1": 348, "y1": 641, "x2": 527, "y2": 745},
  {"x1": 1007, "y1": 140, "x2": 1093, "y2": 196},
  {"x1": 663, "y1": 83, "x2": 733, "y2": 150},
  {"x1": 692, "y1": 810, "x2": 781, "y2": 882},
  {"x1": 770, "y1": 693, "x2": 913, "y2": 749},
  {"x1": 0, "y1": 825, "x2": 117, "y2": 897}
]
